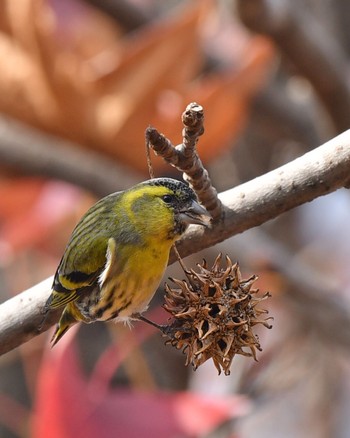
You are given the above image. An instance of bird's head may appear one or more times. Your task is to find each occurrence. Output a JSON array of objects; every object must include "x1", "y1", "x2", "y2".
[{"x1": 124, "y1": 178, "x2": 211, "y2": 241}]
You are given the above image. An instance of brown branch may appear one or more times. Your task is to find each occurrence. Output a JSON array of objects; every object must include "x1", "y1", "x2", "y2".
[
  {"x1": 0, "y1": 129, "x2": 350, "y2": 355},
  {"x1": 0, "y1": 116, "x2": 141, "y2": 196},
  {"x1": 146, "y1": 102, "x2": 222, "y2": 219},
  {"x1": 237, "y1": 0, "x2": 350, "y2": 132},
  {"x1": 173, "y1": 128, "x2": 350, "y2": 259}
]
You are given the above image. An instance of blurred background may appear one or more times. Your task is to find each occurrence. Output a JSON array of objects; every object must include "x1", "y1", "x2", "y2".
[{"x1": 0, "y1": 0, "x2": 350, "y2": 437}]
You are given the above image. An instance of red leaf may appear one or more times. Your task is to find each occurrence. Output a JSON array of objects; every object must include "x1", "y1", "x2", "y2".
[
  {"x1": 0, "y1": 179, "x2": 83, "y2": 256},
  {"x1": 32, "y1": 329, "x2": 248, "y2": 438}
]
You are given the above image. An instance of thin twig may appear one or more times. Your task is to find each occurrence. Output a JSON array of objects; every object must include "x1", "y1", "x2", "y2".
[
  {"x1": 180, "y1": 102, "x2": 205, "y2": 157},
  {"x1": 172, "y1": 244, "x2": 189, "y2": 273},
  {"x1": 145, "y1": 103, "x2": 223, "y2": 219},
  {"x1": 172, "y1": 243, "x2": 198, "y2": 290},
  {"x1": 1, "y1": 129, "x2": 349, "y2": 355},
  {"x1": 145, "y1": 134, "x2": 155, "y2": 179}
]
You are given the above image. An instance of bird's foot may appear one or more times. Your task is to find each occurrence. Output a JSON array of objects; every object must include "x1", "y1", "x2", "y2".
[{"x1": 132, "y1": 313, "x2": 170, "y2": 335}]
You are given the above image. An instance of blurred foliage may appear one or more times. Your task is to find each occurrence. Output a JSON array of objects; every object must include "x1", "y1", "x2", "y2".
[
  {"x1": 0, "y1": 0, "x2": 349, "y2": 437},
  {"x1": 0, "y1": 0, "x2": 273, "y2": 173}
]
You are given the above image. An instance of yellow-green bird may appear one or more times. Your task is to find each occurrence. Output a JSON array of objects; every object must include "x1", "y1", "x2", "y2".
[{"x1": 45, "y1": 177, "x2": 211, "y2": 346}]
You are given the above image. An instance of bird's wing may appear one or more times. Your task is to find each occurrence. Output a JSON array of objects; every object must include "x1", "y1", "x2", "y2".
[
  {"x1": 46, "y1": 193, "x2": 123, "y2": 310},
  {"x1": 47, "y1": 268, "x2": 103, "y2": 309},
  {"x1": 46, "y1": 235, "x2": 112, "y2": 310}
]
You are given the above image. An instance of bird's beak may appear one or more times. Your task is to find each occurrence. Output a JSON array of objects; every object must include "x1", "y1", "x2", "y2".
[{"x1": 179, "y1": 200, "x2": 212, "y2": 227}]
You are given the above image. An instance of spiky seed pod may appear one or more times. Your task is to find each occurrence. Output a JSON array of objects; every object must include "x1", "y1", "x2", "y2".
[{"x1": 163, "y1": 254, "x2": 273, "y2": 375}]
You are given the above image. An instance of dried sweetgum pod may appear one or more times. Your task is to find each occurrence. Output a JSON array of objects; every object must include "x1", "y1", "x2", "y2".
[{"x1": 163, "y1": 254, "x2": 273, "y2": 375}]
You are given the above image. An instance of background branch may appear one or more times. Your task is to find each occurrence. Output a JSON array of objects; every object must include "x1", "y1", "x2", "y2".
[
  {"x1": 220, "y1": 229, "x2": 350, "y2": 353},
  {"x1": 237, "y1": 0, "x2": 350, "y2": 132},
  {"x1": 0, "y1": 129, "x2": 349, "y2": 355},
  {"x1": 83, "y1": 0, "x2": 151, "y2": 32},
  {"x1": 0, "y1": 116, "x2": 141, "y2": 197}
]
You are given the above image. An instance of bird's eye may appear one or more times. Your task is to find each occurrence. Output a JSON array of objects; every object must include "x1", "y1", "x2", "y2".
[{"x1": 162, "y1": 194, "x2": 174, "y2": 204}]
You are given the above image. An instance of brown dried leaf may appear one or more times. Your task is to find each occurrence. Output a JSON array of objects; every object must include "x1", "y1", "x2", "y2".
[{"x1": 0, "y1": 0, "x2": 275, "y2": 174}]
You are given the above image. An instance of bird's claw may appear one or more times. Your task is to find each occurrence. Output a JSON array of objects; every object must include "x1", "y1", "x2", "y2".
[{"x1": 132, "y1": 313, "x2": 170, "y2": 335}]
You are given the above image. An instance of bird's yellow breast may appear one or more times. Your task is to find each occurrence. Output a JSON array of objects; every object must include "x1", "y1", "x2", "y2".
[{"x1": 84, "y1": 236, "x2": 172, "y2": 322}]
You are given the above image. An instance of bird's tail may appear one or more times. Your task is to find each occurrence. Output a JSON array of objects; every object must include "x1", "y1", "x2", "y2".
[{"x1": 51, "y1": 304, "x2": 78, "y2": 347}]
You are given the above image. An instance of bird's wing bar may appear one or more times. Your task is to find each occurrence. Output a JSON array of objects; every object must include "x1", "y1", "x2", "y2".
[{"x1": 47, "y1": 268, "x2": 102, "y2": 309}]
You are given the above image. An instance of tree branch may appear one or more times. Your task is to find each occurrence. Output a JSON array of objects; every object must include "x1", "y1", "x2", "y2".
[
  {"x1": 146, "y1": 103, "x2": 222, "y2": 219},
  {"x1": 0, "y1": 116, "x2": 141, "y2": 197},
  {"x1": 237, "y1": 0, "x2": 350, "y2": 132},
  {"x1": 0, "y1": 129, "x2": 349, "y2": 355},
  {"x1": 173, "y1": 128, "x2": 350, "y2": 260}
]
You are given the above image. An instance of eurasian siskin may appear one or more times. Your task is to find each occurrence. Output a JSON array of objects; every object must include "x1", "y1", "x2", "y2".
[{"x1": 45, "y1": 177, "x2": 211, "y2": 345}]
